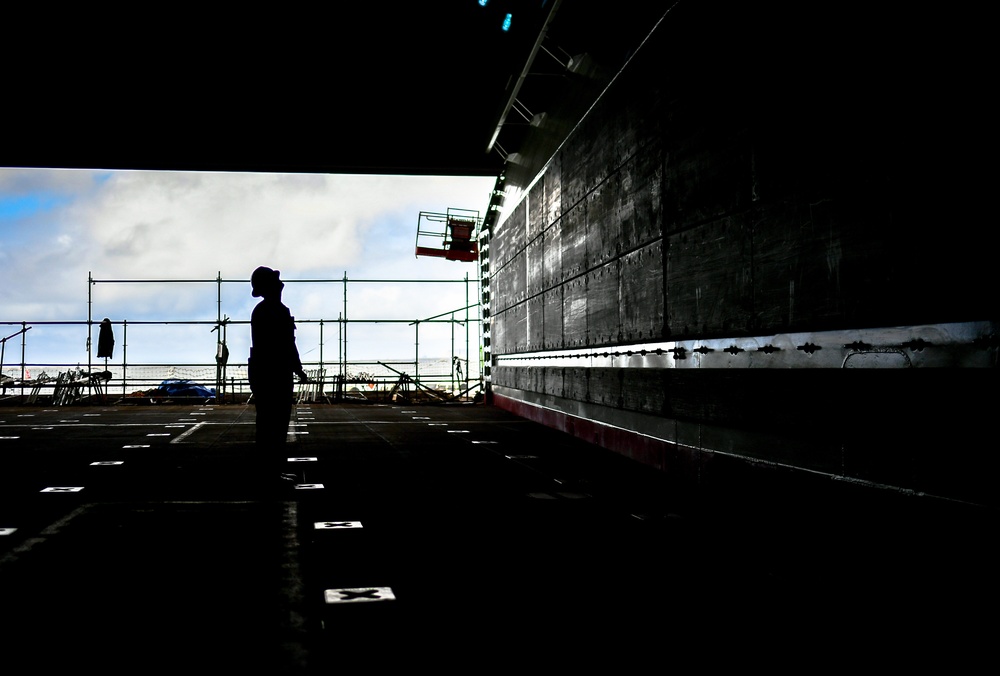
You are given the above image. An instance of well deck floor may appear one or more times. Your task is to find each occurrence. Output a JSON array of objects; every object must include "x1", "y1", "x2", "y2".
[{"x1": 0, "y1": 402, "x2": 994, "y2": 671}]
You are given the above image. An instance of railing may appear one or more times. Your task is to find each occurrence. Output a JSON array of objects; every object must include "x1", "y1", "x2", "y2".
[{"x1": 2, "y1": 273, "x2": 483, "y2": 405}]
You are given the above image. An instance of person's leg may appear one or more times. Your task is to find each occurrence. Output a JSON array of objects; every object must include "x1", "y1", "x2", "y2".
[
  {"x1": 274, "y1": 393, "x2": 293, "y2": 477},
  {"x1": 254, "y1": 386, "x2": 294, "y2": 482},
  {"x1": 255, "y1": 396, "x2": 284, "y2": 474}
]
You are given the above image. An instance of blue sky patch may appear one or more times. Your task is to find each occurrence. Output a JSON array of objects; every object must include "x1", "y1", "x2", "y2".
[{"x1": 0, "y1": 193, "x2": 70, "y2": 222}]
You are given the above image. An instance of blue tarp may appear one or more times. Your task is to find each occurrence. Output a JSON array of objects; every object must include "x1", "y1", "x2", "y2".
[{"x1": 155, "y1": 379, "x2": 216, "y2": 399}]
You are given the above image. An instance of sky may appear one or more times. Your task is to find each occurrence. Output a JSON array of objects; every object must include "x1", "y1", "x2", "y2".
[{"x1": 0, "y1": 168, "x2": 497, "y2": 377}]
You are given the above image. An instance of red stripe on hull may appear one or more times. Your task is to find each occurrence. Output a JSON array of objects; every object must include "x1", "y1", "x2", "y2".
[{"x1": 491, "y1": 392, "x2": 672, "y2": 472}]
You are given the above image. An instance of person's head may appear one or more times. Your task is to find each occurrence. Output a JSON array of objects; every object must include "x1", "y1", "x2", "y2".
[{"x1": 251, "y1": 266, "x2": 284, "y2": 298}]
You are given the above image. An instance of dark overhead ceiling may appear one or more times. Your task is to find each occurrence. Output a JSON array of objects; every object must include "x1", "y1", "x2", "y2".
[{"x1": 3, "y1": 1, "x2": 668, "y2": 178}]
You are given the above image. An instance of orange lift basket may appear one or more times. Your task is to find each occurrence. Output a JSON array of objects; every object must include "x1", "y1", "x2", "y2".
[{"x1": 415, "y1": 208, "x2": 481, "y2": 262}]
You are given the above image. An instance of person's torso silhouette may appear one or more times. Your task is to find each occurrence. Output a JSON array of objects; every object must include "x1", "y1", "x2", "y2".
[{"x1": 248, "y1": 267, "x2": 306, "y2": 468}]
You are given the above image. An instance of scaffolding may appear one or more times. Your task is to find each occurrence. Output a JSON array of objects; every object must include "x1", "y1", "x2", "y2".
[{"x1": 1, "y1": 271, "x2": 484, "y2": 405}]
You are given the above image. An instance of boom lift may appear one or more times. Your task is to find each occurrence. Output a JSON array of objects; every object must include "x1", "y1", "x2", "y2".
[{"x1": 415, "y1": 208, "x2": 482, "y2": 262}]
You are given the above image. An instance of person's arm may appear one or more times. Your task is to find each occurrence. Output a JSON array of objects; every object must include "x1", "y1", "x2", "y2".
[{"x1": 290, "y1": 313, "x2": 308, "y2": 382}]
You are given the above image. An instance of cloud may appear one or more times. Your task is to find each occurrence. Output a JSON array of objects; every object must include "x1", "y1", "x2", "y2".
[
  {"x1": 78, "y1": 171, "x2": 350, "y2": 277},
  {"x1": 1, "y1": 167, "x2": 496, "y2": 367}
]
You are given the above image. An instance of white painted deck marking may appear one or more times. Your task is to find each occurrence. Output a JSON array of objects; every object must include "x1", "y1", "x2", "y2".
[
  {"x1": 314, "y1": 521, "x2": 362, "y2": 530},
  {"x1": 288, "y1": 457, "x2": 318, "y2": 462},
  {"x1": 324, "y1": 587, "x2": 395, "y2": 604},
  {"x1": 32, "y1": 427, "x2": 54, "y2": 431},
  {"x1": 41, "y1": 487, "x2": 84, "y2": 493},
  {"x1": 0, "y1": 527, "x2": 16, "y2": 536},
  {"x1": 0, "y1": 437, "x2": 19, "y2": 440},
  {"x1": 123, "y1": 444, "x2": 150, "y2": 448},
  {"x1": 294, "y1": 483, "x2": 324, "y2": 490},
  {"x1": 472, "y1": 440, "x2": 498, "y2": 444},
  {"x1": 147, "y1": 433, "x2": 170, "y2": 437},
  {"x1": 528, "y1": 491, "x2": 589, "y2": 500},
  {"x1": 171, "y1": 422, "x2": 205, "y2": 444},
  {"x1": 90, "y1": 461, "x2": 124, "y2": 466},
  {"x1": 447, "y1": 430, "x2": 469, "y2": 433}
]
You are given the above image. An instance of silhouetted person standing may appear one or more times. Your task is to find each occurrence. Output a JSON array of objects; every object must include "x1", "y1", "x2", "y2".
[{"x1": 249, "y1": 266, "x2": 307, "y2": 484}]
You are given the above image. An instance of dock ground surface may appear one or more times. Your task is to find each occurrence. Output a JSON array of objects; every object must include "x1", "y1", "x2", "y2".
[{"x1": 1, "y1": 401, "x2": 995, "y2": 672}]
